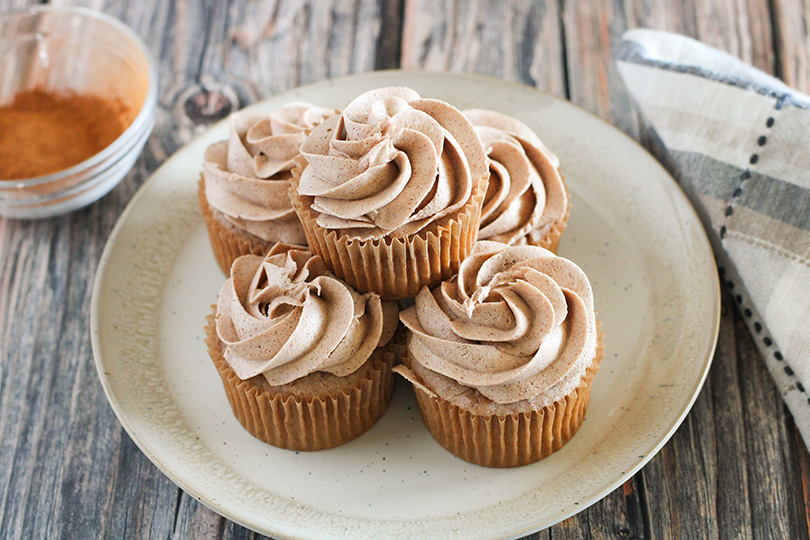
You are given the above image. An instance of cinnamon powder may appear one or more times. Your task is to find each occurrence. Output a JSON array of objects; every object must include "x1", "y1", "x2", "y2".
[{"x1": 0, "y1": 89, "x2": 132, "y2": 180}]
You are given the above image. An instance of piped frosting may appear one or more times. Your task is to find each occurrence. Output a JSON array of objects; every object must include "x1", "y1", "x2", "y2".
[
  {"x1": 296, "y1": 87, "x2": 488, "y2": 240},
  {"x1": 203, "y1": 102, "x2": 333, "y2": 243},
  {"x1": 463, "y1": 109, "x2": 567, "y2": 245},
  {"x1": 399, "y1": 240, "x2": 597, "y2": 405},
  {"x1": 216, "y1": 244, "x2": 398, "y2": 386}
]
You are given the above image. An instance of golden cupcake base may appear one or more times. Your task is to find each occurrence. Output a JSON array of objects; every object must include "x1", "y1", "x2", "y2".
[
  {"x1": 205, "y1": 311, "x2": 397, "y2": 451},
  {"x1": 401, "y1": 326, "x2": 604, "y2": 468}
]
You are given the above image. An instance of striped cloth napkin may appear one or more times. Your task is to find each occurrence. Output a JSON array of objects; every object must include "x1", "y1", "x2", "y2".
[{"x1": 616, "y1": 29, "x2": 810, "y2": 449}]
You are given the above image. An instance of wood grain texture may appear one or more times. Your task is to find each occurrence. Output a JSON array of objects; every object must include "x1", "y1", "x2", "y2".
[
  {"x1": 401, "y1": 0, "x2": 567, "y2": 96},
  {"x1": 1, "y1": 0, "x2": 809, "y2": 539},
  {"x1": 0, "y1": 0, "x2": 33, "y2": 10},
  {"x1": 772, "y1": 0, "x2": 810, "y2": 91}
]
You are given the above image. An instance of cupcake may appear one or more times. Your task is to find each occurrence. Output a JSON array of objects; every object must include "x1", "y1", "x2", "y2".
[
  {"x1": 200, "y1": 102, "x2": 333, "y2": 274},
  {"x1": 288, "y1": 87, "x2": 489, "y2": 300},
  {"x1": 395, "y1": 241, "x2": 603, "y2": 467},
  {"x1": 205, "y1": 243, "x2": 400, "y2": 450},
  {"x1": 463, "y1": 109, "x2": 569, "y2": 250}
]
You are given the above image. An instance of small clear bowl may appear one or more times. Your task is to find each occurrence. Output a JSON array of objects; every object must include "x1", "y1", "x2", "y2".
[{"x1": 0, "y1": 6, "x2": 158, "y2": 219}]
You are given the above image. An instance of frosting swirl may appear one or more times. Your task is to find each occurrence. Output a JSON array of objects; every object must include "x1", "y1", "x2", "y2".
[
  {"x1": 216, "y1": 244, "x2": 398, "y2": 385},
  {"x1": 399, "y1": 241, "x2": 597, "y2": 405},
  {"x1": 463, "y1": 109, "x2": 567, "y2": 245},
  {"x1": 203, "y1": 102, "x2": 333, "y2": 243},
  {"x1": 296, "y1": 87, "x2": 488, "y2": 239}
]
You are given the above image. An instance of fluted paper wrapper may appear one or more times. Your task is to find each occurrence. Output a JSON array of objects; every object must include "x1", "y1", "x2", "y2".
[
  {"x1": 404, "y1": 326, "x2": 604, "y2": 468},
  {"x1": 205, "y1": 312, "x2": 396, "y2": 451},
  {"x1": 198, "y1": 177, "x2": 274, "y2": 275},
  {"x1": 288, "y1": 157, "x2": 488, "y2": 300}
]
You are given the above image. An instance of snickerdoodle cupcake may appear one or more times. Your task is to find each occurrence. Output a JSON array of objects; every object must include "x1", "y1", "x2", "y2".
[
  {"x1": 288, "y1": 87, "x2": 489, "y2": 300},
  {"x1": 463, "y1": 109, "x2": 569, "y2": 250},
  {"x1": 205, "y1": 243, "x2": 399, "y2": 451},
  {"x1": 200, "y1": 103, "x2": 333, "y2": 274},
  {"x1": 395, "y1": 241, "x2": 603, "y2": 467}
]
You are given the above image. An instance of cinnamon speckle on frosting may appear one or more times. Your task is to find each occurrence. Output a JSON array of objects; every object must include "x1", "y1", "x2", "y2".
[
  {"x1": 463, "y1": 109, "x2": 567, "y2": 245},
  {"x1": 296, "y1": 87, "x2": 488, "y2": 239},
  {"x1": 399, "y1": 241, "x2": 597, "y2": 405},
  {"x1": 203, "y1": 102, "x2": 333, "y2": 243},
  {"x1": 216, "y1": 243, "x2": 397, "y2": 385}
]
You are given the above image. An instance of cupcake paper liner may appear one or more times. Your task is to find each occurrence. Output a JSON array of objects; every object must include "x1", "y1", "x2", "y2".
[
  {"x1": 198, "y1": 177, "x2": 274, "y2": 275},
  {"x1": 289, "y1": 157, "x2": 488, "y2": 300},
  {"x1": 205, "y1": 310, "x2": 397, "y2": 451},
  {"x1": 402, "y1": 324, "x2": 604, "y2": 468}
]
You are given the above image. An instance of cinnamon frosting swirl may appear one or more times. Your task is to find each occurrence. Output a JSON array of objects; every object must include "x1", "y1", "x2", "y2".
[
  {"x1": 203, "y1": 103, "x2": 333, "y2": 243},
  {"x1": 296, "y1": 87, "x2": 488, "y2": 239},
  {"x1": 463, "y1": 109, "x2": 567, "y2": 245},
  {"x1": 399, "y1": 241, "x2": 598, "y2": 406},
  {"x1": 216, "y1": 244, "x2": 398, "y2": 386}
]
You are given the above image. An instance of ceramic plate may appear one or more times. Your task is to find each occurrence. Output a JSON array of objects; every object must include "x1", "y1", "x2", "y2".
[{"x1": 91, "y1": 71, "x2": 720, "y2": 540}]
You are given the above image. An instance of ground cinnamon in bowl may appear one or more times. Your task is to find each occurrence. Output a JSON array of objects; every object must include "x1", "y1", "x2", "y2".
[{"x1": 0, "y1": 89, "x2": 132, "y2": 180}]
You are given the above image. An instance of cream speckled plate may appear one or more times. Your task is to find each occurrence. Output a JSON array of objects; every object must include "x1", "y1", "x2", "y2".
[{"x1": 90, "y1": 71, "x2": 720, "y2": 540}]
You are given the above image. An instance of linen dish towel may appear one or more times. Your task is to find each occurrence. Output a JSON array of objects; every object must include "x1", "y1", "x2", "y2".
[{"x1": 615, "y1": 29, "x2": 810, "y2": 449}]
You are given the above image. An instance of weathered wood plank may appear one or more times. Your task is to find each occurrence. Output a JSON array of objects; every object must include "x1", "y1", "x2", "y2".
[
  {"x1": 692, "y1": 0, "x2": 774, "y2": 71},
  {"x1": 771, "y1": 0, "x2": 810, "y2": 92},
  {"x1": 705, "y1": 307, "x2": 753, "y2": 539},
  {"x1": 737, "y1": 306, "x2": 810, "y2": 540},
  {"x1": 623, "y1": 0, "x2": 698, "y2": 36},
  {"x1": 0, "y1": 1, "x2": 180, "y2": 537},
  {"x1": 401, "y1": 0, "x2": 567, "y2": 96},
  {"x1": 796, "y1": 426, "x2": 810, "y2": 535},
  {"x1": 560, "y1": 0, "x2": 616, "y2": 113},
  {"x1": 0, "y1": 0, "x2": 34, "y2": 10},
  {"x1": 0, "y1": 218, "x2": 70, "y2": 539},
  {"x1": 641, "y1": 300, "x2": 742, "y2": 540},
  {"x1": 225, "y1": 0, "x2": 403, "y2": 93},
  {"x1": 0, "y1": 1, "x2": 205, "y2": 539},
  {"x1": 641, "y1": 391, "x2": 719, "y2": 540},
  {"x1": 561, "y1": 0, "x2": 638, "y2": 137}
]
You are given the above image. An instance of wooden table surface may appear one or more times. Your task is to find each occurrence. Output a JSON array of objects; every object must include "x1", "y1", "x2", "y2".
[{"x1": 2, "y1": 0, "x2": 809, "y2": 538}]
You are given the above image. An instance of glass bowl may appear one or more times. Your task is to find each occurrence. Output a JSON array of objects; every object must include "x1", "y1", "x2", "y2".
[{"x1": 0, "y1": 6, "x2": 158, "y2": 219}]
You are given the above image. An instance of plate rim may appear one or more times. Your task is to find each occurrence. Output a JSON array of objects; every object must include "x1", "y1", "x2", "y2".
[{"x1": 90, "y1": 69, "x2": 721, "y2": 539}]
